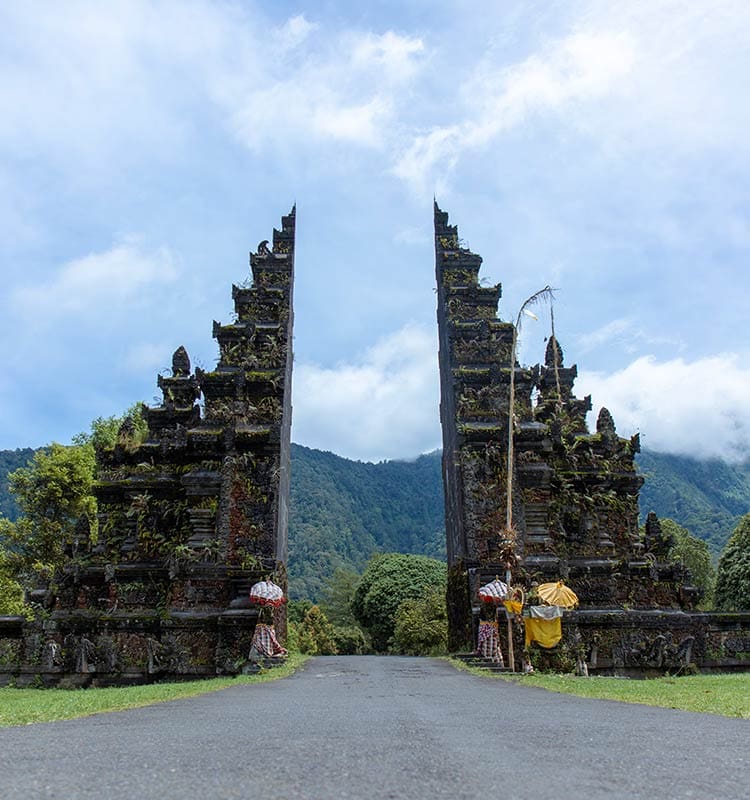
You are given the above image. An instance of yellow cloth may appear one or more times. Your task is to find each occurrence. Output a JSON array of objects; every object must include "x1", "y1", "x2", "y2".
[
  {"x1": 503, "y1": 600, "x2": 523, "y2": 615},
  {"x1": 524, "y1": 616, "x2": 562, "y2": 649}
]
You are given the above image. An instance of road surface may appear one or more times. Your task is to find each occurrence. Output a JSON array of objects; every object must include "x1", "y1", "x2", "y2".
[{"x1": 1, "y1": 656, "x2": 747, "y2": 799}]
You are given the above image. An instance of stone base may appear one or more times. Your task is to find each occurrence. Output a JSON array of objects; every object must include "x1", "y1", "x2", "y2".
[
  {"x1": 0, "y1": 608, "x2": 273, "y2": 687},
  {"x1": 528, "y1": 609, "x2": 750, "y2": 675},
  {"x1": 452, "y1": 609, "x2": 750, "y2": 675}
]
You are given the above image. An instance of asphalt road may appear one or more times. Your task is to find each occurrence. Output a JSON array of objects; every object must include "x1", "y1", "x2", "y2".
[{"x1": 1, "y1": 656, "x2": 748, "y2": 800}]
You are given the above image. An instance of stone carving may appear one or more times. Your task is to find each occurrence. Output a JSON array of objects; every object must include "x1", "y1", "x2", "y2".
[
  {"x1": 619, "y1": 632, "x2": 696, "y2": 671},
  {"x1": 171, "y1": 345, "x2": 190, "y2": 377},
  {"x1": 42, "y1": 640, "x2": 61, "y2": 668},
  {"x1": 146, "y1": 637, "x2": 174, "y2": 674},
  {"x1": 596, "y1": 407, "x2": 617, "y2": 436},
  {"x1": 73, "y1": 636, "x2": 96, "y2": 674}
]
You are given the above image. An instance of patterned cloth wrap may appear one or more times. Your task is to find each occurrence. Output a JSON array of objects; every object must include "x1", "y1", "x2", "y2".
[
  {"x1": 476, "y1": 620, "x2": 504, "y2": 664},
  {"x1": 523, "y1": 605, "x2": 564, "y2": 649},
  {"x1": 250, "y1": 623, "x2": 288, "y2": 658}
]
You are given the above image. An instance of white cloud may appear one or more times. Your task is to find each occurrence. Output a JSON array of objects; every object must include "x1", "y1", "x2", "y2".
[
  {"x1": 351, "y1": 30, "x2": 425, "y2": 81},
  {"x1": 575, "y1": 318, "x2": 640, "y2": 353},
  {"x1": 12, "y1": 238, "x2": 178, "y2": 321},
  {"x1": 0, "y1": 1, "x2": 221, "y2": 166},
  {"x1": 572, "y1": 0, "x2": 750, "y2": 153},
  {"x1": 574, "y1": 318, "x2": 683, "y2": 359},
  {"x1": 472, "y1": 31, "x2": 635, "y2": 122},
  {"x1": 274, "y1": 14, "x2": 318, "y2": 50},
  {"x1": 393, "y1": 0, "x2": 750, "y2": 191},
  {"x1": 577, "y1": 354, "x2": 750, "y2": 461},
  {"x1": 393, "y1": 30, "x2": 635, "y2": 190},
  {"x1": 292, "y1": 324, "x2": 440, "y2": 462},
  {"x1": 224, "y1": 28, "x2": 424, "y2": 151},
  {"x1": 392, "y1": 126, "x2": 463, "y2": 192},
  {"x1": 0, "y1": 4, "x2": 426, "y2": 172},
  {"x1": 312, "y1": 97, "x2": 390, "y2": 146},
  {"x1": 123, "y1": 342, "x2": 173, "y2": 375}
]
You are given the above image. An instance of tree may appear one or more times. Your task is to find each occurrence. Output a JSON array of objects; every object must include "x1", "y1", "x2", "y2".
[
  {"x1": 2, "y1": 443, "x2": 97, "y2": 586},
  {"x1": 0, "y1": 549, "x2": 27, "y2": 616},
  {"x1": 1, "y1": 406, "x2": 146, "y2": 592},
  {"x1": 287, "y1": 599, "x2": 314, "y2": 624},
  {"x1": 392, "y1": 587, "x2": 448, "y2": 655},
  {"x1": 320, "y1": 567, "x2": 361, "y2": 627},
  {"x1": 658, "y1": 518, "x2": 715, "y2": 606},
  {"x1": 319, "y1": 567, "x2": 372, "y2": 653},
  {"x1": 331, "y1": 625, "x2": 370, "y2": 655},
  {"x1": 73, "y1": 403, "x2": 148, "y2": 452},
  {"x1": 715, "y1": 513, "x2": 750, "y2": 611},
  {"x1": 351, "y1": 553, "x2": 447, "y2": 651},
  {"x1": 0, "y1": 448, "x2": 35, "y2": 521},
  {"x1": 295, "y1": 605, "x2": 338, "y2": 655}
]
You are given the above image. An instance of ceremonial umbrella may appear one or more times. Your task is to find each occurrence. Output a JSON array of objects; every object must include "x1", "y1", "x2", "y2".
[
  {"x1": 478, "y1": 577, "x2": 512, "y2": 668},
  {"x1": 249, "y1": 580, "x2": 286, "y2": 607},
  {"x1": 478, "y1": 577, "x2": 510, "y2": 604},
  {"x1": 537, "y1": 581, "x2": 578, "y2": 609}
]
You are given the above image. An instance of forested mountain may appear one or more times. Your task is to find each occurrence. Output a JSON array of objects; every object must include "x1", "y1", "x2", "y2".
[
  {"x1": 2, "y1": 444, "x2": 749, "y2": 599},
  {"x1": 288, "y1": 445, "x2": 445, "y2": 599},
  {"x1": 636, "y1": 450, "x2": 750, "y2": 558},
  {"x1": 0, "y1": 448, "x2": 35, "y2": 520}
]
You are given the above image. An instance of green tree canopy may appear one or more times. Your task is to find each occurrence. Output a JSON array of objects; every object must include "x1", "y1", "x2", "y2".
[
  {"x1": 655, "y1": 518, "x2": 715, "y2": 606},
  {"x1": 1, "y1": 405, "x2": 147, "y2": 591},
  {"x1": 319, "y1": 567, "x2": 371, "y2": 653},
  {"x1": 2, "y1": 442, "x2": 97, "y2": 584},
  {"x1": 392, "y1": 587, "x2": 448, "y2": 656},
  {"x1": 0, "y1": 549, "x2": 27, "y2": 616},
  {"x1": 295, "y1": 605, "x2": 338, "y2": 655},
  {"x1": 351, "y1": 553, "x2": 447, "y2": 651},
  {"x1": 319, "y1": 567, "x2": 361, "y2": 627},
  {"x1": 715, "y1": 513, "x2": 750, "y2": 611},
  {"x1": 73, "y1": 402, "x2": 147, "y2": 452}
]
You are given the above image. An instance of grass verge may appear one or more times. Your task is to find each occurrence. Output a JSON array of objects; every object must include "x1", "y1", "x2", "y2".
[
  {"x1": 0, "y1": 653, "x2": 309, "y2": 728},
  {"x1": 449, "y1": 659, "x2": 750, "y2": 718}
]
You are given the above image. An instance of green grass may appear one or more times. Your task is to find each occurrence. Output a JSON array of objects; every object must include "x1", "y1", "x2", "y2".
[
  {"x1": 0, "y1": 653, "x2": 309, "y2": 728},
  {"x1": 450, "y1": 660, "x2": 750, "y2": 718}
]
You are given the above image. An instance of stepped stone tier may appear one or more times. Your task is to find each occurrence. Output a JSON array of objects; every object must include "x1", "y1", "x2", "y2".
[
  {"x1": 435, "y1": 202, "x2": 750, "y2": 672},
  {"x1": 0, "y1": 208, "x2": 295, "y2": 686}
]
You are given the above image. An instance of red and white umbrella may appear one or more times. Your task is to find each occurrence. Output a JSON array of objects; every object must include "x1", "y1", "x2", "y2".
[
  {"x1": 249, "y1": 580, "x2": 286, "y2": 607},
  {"x1": 478, "y1": 577, "x2": 510, "y2": 604}
]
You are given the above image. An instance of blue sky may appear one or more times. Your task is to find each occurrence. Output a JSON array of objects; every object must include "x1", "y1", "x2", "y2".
[{"x1": 1, "y1": 0, "x2": 749, "y2": 462}]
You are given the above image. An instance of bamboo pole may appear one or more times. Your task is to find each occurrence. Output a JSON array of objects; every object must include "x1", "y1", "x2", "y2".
[
  {"x1": 505, "y1": 567, "x2": 515, "y2": 672},
  {"x1": 504, "y1": 286, "x2": 554, "y2": 672}
]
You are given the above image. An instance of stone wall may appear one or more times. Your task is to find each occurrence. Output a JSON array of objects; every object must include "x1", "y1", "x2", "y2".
[{"x1": 535, "y1": 610, "x2": 750, "y2": 676}]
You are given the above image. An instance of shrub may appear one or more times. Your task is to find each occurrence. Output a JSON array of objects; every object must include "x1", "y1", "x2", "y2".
[
  {"x1": 392, "y1": 588, "x2": 447, "y2": 655},
  {"x1": 295, "y1": 605, "x2": 338, "y2": 655},
  {"x1": 352, "y1": 553, "x2": 447, "y2": 651},
  {"x1": 332, "y1": 625, "x2": 370, "y2": 655}
]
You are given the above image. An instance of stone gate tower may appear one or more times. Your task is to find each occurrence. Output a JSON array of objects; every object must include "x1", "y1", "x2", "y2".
[
  {"x1": 0, "y1": 207, "x2": 295, "y2": 685},
  {"x1": 435, "y1": 203, "x2": 708, "y2": 669}
]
